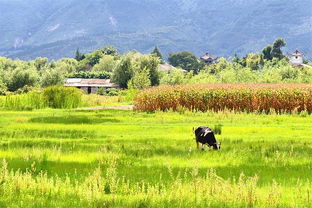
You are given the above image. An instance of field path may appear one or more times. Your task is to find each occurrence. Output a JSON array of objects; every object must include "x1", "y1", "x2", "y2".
[{"x1": 78, "y1": 105, "x2": 134, "y2": 110}]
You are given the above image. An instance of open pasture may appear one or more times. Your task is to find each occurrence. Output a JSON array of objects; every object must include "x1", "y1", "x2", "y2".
[{"x1": 0, "y1": 109, "x2": 311, "y2": 207}]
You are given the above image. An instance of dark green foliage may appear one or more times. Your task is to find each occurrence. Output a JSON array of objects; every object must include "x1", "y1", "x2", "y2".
[
  {"x1": 168, "y1": 51, "x2": 200, "y2": 73},
  {"x1": 272, "y1": 38, "x2": 286, "y2": 60},
  {"x1": 68, "y1": 71, "x2": 111, "y2": 79},
  {"x1": 151, "y1": 46, "x2": 164, "y2": 64},
  {"x1": 100, "y1": 46, "x2": 119, "y2": 56},
  {"x1": 129, "y1": 68, "x2": 151, "y2": 89},
  {"x1": 41, "y1": 69, "x2": 65, "y2": 87},
  {"x1": 7, "y1": 68, "x2": 39, "y2": 91},
  {"x1": 43, "y1": 86, "x2": 82, "y2": 109},
  {"x1": 0, "y1": 79, "x2": 7, "y2": 95},
  {"x1": 262, "y1": 45, "x2": 273, "y2": 61},
  {"x1": 139, "y1": 55, "x2": 160, "y2": 86},
  {"x1": 75, "y1": 49, "x2": 85, "y2": 61},
  {"x1": 233, "y1": 54, "x2": 240, "y2": 64},
  {"x1": 82, "y1": 50, "x2": 104, "y2": 67},
  {"x1": 34, "y1": 57, "x2": 48, "y2": 71},
  {"x1": 112, "y1": 56, "x2": 134, "y2": 88},
  {"x1": 263, "y1": 38, "x2": 286, "y2": 61},
  {"x1": 213, "y1": 124, "x2": 222, "y2": 135}
]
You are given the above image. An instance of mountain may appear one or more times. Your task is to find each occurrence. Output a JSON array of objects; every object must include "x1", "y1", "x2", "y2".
[{"x1": 0, "y1": 0, "x2": 311, "y2": 60}]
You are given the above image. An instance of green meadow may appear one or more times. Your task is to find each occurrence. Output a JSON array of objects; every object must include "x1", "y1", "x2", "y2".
[{"x1": 0, "y1": 109, "x2": 311, "y2": 207}]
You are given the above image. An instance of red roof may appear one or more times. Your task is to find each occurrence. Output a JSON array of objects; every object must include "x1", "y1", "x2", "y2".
[
  {"x1": 289, "y1": 50, "x2": 305, "y2": 57},
  {"x1": 200, "y1": 53, "x2": 217, "y2": 60}
]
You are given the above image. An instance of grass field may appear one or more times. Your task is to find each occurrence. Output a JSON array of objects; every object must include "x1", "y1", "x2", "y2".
[{"x1": 0, "y1": 109, "x2": 311, "y2": 207}]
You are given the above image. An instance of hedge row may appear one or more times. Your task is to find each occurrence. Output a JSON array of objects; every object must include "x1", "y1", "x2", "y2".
[{"x1": 134, "y1": 84, "x2": 312, "y2": 113}]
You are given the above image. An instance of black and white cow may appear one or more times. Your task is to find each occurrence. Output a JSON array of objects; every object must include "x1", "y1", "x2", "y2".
[{"x1": 194, "y1": 126, "x2": 221, "y2": 150}]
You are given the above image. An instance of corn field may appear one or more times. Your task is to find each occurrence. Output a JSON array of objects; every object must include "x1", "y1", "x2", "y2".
[{"x1": 134, "y1": 84, "x2": 312, "y2": 113}]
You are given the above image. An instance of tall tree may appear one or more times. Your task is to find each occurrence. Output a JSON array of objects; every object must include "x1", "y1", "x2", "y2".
[
  {"x1": 139, "y1": 55, "x2": 160, "y2": 86},
  {"x1": 75, "y1": 49, "x2": 85, "y2": 61},
  {"x1": 246, "y1": 54, "x2": 263, "y2": 70},
  {"x1": 112, "y1": 56, "x2": 134, "y2": 88},
  {"x1": 271, "y1": 38, "x2": 286, "y2": 60},
  {"x1": 151, "y1": 46, "x2": 164, "y2": 64},
  {"x1": 168, "y1": 51, "x2": 199, "y2": 73},
  {"x1": 128, "y1": 68, "x2": 151, "y2": 89},
  {"x1": 262, "y1": 45, "x2": 273, "y2": 61},
  {"x1": 262, "y1": 38, "x2": 286, "y2": 61},
  {"x1": 100, "y1": 46, "x2": 119, "y2": 56}
]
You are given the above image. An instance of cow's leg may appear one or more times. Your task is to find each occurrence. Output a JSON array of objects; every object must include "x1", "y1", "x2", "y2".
[
  {"x1": 201, "y1": 144, "x2": 205, "y2": 151},
  {"x1": 196, "y1": 141, "x2": 199, "y2": 149}
]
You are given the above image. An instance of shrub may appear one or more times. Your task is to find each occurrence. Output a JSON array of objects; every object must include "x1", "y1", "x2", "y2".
[
  {"x1": 67, "y1": 71, "x2": 111, "y2": 79},
  {"x1": 134, "y1": 84, "x2": 312, "y2": 113},
  {"x1": 0, "y1": 90, "x2": 45, "y2": 110},
  {"x1": 43, "y1": 86, "x2": 82, "y2": 109}
]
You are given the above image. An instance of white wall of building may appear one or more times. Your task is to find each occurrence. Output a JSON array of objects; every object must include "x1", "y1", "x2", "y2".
[{"x1": 290, "y1": 56, "x2": 303, "y2": 65}]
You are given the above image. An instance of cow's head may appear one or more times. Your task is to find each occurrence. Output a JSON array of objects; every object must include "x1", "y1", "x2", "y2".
[{"x1": 213, "y1": 142, "x2": 221, "y2": 150}]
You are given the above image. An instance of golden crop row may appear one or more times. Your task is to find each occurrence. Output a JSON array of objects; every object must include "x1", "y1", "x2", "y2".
[{"x1": 134, "y1": 84, "x2": 312, "y2": 113}]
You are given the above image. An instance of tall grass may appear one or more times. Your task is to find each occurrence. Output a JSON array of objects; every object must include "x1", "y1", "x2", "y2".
[
  {"x1": 0, "y1": 90, "x2": 46, "y2": 110},
  {"x1": 43, "y1": 86, "x2": 82, "y2": 109},
  {"x1": 0, "y1": 86, "x2": 83, "y2": 110},
  {"x1": 0, "y1": 160, "x2": 310, "y2": 207}
]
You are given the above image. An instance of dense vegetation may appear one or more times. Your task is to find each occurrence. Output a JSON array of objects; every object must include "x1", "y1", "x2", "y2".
[
  {"x1": 0, "y1": 86, "x2": 82, "y2": 110},
  {"x1": 1, "y1": 39, "x2": 312, "y2": 97},
  {"x1": 134, "y1": 84, "x2": 312, "y2": 113},
  {"x1": 0, "y1": 109, "x2": 311, "y2": 207}
]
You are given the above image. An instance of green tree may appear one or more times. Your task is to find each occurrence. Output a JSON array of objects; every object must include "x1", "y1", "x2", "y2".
[
  {"x1": 0, "y1": 77, "x2": 7, "y2": 95},
  {"x1": 75, "y1": 49, "x2": 85, "y2": 61},
  {"x1": 246, "y1": 54, "x2": 263, "y2": 70},
  {"x1": 93, "y1": 55, "x2": 117, "y2": 72},
  {"x1": 151, "y1": 46, "x2": 164, "y2": 64},
  {"x1": 57, "y1": 58, "x2": 79, "y2": 74},
  {"x1": 160, "y1": 69, "x2": 186, "y2": 85},
  {"x1": 100, "y1": 46, "x2": 119, "y2": 56},
  {"x1": 139, "y1": 55, "x2": 160, "y2": 86},
  {"x1": 78, "y1": 50, "x2": 104, "y2": 71},
  {"x1": 128, "y1": 68, "x2": 151, "y2": 89},
  {"x1": 34, "y1": 57, "x2": 48, "y2": 71},
  {"x1": 168, "y1": 51, "x2": 199, "y2": 73},
  {"x1": 112, "y1": 56, "x2": 134, "y2": 88},
  {"x1": 7, "y1": 67, "x2": 39, "y2": 91},
  {"x1": 262, "y1": 45, "x2": 273, "y2": 61},
  {"x1": 271, "y1": 38, "x2": 286, "y2": 60},
  {"x1": 40, "y1": 69, "x2": 65, "y2": 87},
  {"x1": 233, "y1": 54, "x2": 240, "y2": 64}
]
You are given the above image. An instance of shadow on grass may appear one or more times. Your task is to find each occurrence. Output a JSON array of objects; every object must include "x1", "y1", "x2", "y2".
[
  {"x1": 3, "y1": 157, "x2": 312, "y2": 186},
  {"x1": 28, "y1": 115, "x2": 120, "y2": 124}
]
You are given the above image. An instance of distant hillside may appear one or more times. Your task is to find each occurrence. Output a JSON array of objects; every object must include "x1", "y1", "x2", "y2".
[{"x1": 0, "y1": 0, "x2": 311, "y2": 60}]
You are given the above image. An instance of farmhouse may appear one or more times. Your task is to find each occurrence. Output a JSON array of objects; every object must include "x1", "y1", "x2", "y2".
[
  {"x1": 288, "y1": 50, "x2": 304, "y2": 66},
  {"x1": 200, "y1": 53, "x2": 218, "y2": 65},
  {"x1": 64, "y1": 78, "x2": 119, "y2": 94}
]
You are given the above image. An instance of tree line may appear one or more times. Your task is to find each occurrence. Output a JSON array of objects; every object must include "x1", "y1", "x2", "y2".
[{"x1": 0, "y1": 38, "x2": 311, "y2": 95}]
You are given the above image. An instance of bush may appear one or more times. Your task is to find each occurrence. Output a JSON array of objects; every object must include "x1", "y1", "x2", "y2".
[
  {"x1": 7, "y1": 67, "x2": 39, "y2": 91},
  {"x1": 0, "y1": 90, "x2": 46, "y2": 110},
  {"x1": 43, "y1": 86, "x2": 82, "y2": 109},
  {"x1": 134, "y1": 84, "x2": 312, "y2": 113},
  {"x1": 67, "y1": 71, "x2": 111, "y2": 79}
]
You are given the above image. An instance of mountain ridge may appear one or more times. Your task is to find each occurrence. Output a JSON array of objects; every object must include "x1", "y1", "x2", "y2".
[{"x1": 0, "y1": 0, "x2": 311, "y2": 60}]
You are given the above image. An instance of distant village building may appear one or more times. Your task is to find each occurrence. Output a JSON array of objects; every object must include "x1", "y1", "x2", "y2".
[
  {"x1": 158, "y1": 63, "x2": 188, "y2": 73},
  {"x1": 288, "y1": 50, "x2": 304, "y2": 66},
  {"x1": 158, "y1": 63, "x2": 176, "y2": 71},
  {"x1": 200, "y1": 53, "x2": 218, "y2": 65},
  {"x1": 64, "y1": 78, "x2": 119, "y2": 94}
]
